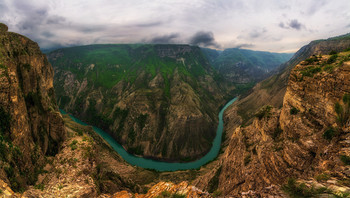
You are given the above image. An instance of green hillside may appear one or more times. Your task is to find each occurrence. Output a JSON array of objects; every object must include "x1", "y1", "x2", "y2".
[{"x1": 50, "y1": 44, "x2": 213, "y2": 89}]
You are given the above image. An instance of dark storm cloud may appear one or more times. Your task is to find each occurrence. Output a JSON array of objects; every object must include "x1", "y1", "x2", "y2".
[
  {"x1": 189, "y1": 31, "x2": 219, "y2": 48},
  {"x1": 279, "y1": 19, "x2": 304, "y2": 30},
  {"x1": 289, "y1": 19, "x2": 303, "y2": 30},
  {"x1": 149, "y1": 33, "x2": 180, "y2": 44}
]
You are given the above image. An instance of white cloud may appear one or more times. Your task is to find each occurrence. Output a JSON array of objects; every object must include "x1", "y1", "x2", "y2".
[{"x1": 0, "y1": 0, "x2": 349, "y2": 52}]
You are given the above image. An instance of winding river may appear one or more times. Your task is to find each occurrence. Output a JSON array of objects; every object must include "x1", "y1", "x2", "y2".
[{"x1": 61, "y1": 97, "x2": 237, "y2": 171}]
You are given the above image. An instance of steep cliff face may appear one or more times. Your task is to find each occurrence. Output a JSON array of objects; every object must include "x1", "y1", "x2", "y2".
[
  {"x1": 195, "y1": 50, "x2": 350, "y2": 196},
  {"x1": 49, "y1": 44, "x2": 234, "y2": 162},
  {"x1": 0, "y1": 23, "x2": 65, "y2": 191},
  {"x1": 234, "y1": 33, "x2": 350, "y2": 124},
  {"x1": 0, "y1": 110, "x2": 213, "y2": 197}
]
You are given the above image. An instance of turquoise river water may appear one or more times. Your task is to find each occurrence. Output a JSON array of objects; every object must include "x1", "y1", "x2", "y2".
[{"x1": 60, "y1": 97, "x2": 237, "y2": 171}]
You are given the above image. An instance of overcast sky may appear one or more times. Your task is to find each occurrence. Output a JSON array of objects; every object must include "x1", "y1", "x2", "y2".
[{"x1": 1, "y1": 0, "x2": 349, "y2": 53}]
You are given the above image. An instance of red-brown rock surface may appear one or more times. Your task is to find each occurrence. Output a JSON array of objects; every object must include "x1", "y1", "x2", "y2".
[
  {"x1": 0, "y1": 23, "x2": 65, "y2": 192},
  {"x1": 195, "y1": 52, "x2": 350, "y2": 197}
]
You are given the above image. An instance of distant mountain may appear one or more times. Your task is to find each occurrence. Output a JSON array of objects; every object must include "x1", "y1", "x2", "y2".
[
  {"x1": 201, "y1": 48, "x2": 293, "y2": 83},
  {"x1": 48, "y1": 44, "x2": 234, "y2": 162}
]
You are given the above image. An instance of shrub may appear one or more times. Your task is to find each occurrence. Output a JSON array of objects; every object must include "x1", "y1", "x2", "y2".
[
  {"x1": 329, "y1": 50, "x2": 337, "y2": 55},
  {"x1": 327, "y1": 54, "x2": 338, "y2": 64},
  {"x1": 343, "y1": 93, "x2": 350, "y2": 104},
  {"x1": 34, "y1": 184, "x2": 45, "y2": 191},
  {"x1": 282, "y1": 178, "x2": 331, "y2": 198},
  {"x1": 290, "y1": 107, "x2": 299, "y2": 115},
  {"x1": 315, "y1": 173, "x2": 330, "y2": 182},
  {"x1": 301, "y1": 66, "x2": 321, "y2": 77},
  {"x1": 272, "y1": 127, "x2": 283, "y2": 141},
  {"x1": 304, "y1": 56, "x2": 318, "y2": 64},
  {"x1": 0, "y1": 106, "x2": 11, "y2": 141},
  {"x1": 334, "y1": 94, "x2": 350, "y2": 127},
  {"x1": 323, "y1": 127, "x2": 337, "y2": 140},
  {"x1": 69, "y1": 140, "x2": 78, "y2": 150},
  {"x1": 340, "y1": 155, "x2": 350, "y2": 165},
  {"x1": 212, "y1": 190, "x2": 222, "y2": 197},
  {"x1": 332, "y1": 191, "x2": 350, "y2": 198},
  {"x1": 0, "y1": 64, "x2": 7, "y2": 70},
  {"x1": 136, "y1": 114, "x2": 148, "y2": 130},
  {"x1": 255, "y1": 105, "x2": 273, "y2": 120},
  {"x1": 128, "y1": 145, "x2": 143, "y2": 155},
  {"x1": 172, "y1": 193, "x2": 185, "y2": 198},
  {"x1": 23, "y1": 63, "x2": 31, "y2": 70},
  {"x1": 244, "y1": 154, "x2": 251, "y2": 166},
  {"x1": 335, "y1": 102, "x2": 343, "y2": 115},
  {"x1": 161, "y1": 191, "x2": 171, "y2": 197},
  {"x1": 323, "y1": 64, "x2": 335, "y2": 73}
]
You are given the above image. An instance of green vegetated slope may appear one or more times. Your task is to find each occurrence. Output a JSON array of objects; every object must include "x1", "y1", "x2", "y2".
[
  {"x1": 49, "y1": 44, "x2": 234, "y2": 162},
  {"x1": 234, "y1": 33, "x2": 350, "y2": 124},
  {"x1": 201, "y1": 47, "x2": 293, "y2": 84}
]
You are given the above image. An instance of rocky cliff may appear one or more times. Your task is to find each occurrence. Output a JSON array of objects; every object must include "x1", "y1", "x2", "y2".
[
  {"x1": 194, "y1": 50, "x2": 350, "y2": 197},
  {"x1": 0, "y1": 110, "x2": 213, "y2": 197},
  {"x1": 0, "y1": 23, "x2": 65, "y2": 191},
  {"x1": 49, "y1": 44, "x2": 234, "y2": 162},
  {"x1": 234, "y1": 33, "x2": 350, "y2": 124}
]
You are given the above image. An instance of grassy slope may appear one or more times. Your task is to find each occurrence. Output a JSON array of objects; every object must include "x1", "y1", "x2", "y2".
[{"x1": 51, "y1": 44, "x2": 210, "y2": 89}]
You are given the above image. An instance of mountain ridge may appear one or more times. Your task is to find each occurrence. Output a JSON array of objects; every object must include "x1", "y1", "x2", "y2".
[{"x1": 201, "y1": 47, "x2": 293, "y2": 84}]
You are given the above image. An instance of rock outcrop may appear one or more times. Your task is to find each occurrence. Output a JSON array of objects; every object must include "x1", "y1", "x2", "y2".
[
  {"x1": 0, "y1": 23, "x2": 65, "y2": 192},
  {"x1": 233, "y1": 33, "x2": 350, "y2": 124},
  {"x1": 101, "y1": 181, "x2": 211, "y2": 198},
  {"x1": 194, "y1": 50, "x2": 350, "y2": 196}
]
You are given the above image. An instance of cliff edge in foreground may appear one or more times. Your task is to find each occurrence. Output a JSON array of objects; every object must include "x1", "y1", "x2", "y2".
[
  {"x1": 0, "y1": 23, "x2": 65, "y2": 192},
  {"x1": 195, "y1": 50, "x2": 350, "y2": 197}
]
